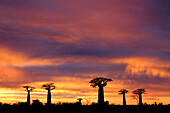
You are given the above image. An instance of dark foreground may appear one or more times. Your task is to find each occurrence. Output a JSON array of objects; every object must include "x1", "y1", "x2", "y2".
[{"x1": 0, "y1": 104, "x2": 170, "y2": 113}]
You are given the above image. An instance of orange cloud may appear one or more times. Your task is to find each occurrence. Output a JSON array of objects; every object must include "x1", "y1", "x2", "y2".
[
  {"x1": 0, "y1": 48, "x2": 27, "y2": 66},
  {"x1": 0, "y1": 66, "x2": 24, "y2": 81},
  {"x1": 111, "y1": 57, "x2": 170, "y2": 78}
]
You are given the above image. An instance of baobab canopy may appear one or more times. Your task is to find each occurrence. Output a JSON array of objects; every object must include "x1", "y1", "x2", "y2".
[
  {"x1": 23, "y1": 86, "x2": 35, "y2": 91},
  {"x1": 89, "y1": 77, "x2": 112, "y2": 87},
  {"x1": 118, "y1": 89, "x2": 128, "y2": 94},
  {"x1": 132, "y1": 88, "x2": 145, "y2": 94},
  {"x1": 42, "y1": 83, "x2": 55, "y2": 90}
]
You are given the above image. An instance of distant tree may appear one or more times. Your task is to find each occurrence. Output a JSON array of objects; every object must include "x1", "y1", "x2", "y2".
[
  {"x1": 158, "y1": 102, "x2": 163, "y2": 105},
  {"x1": 77, "y1": 98, "x2": 83, "y2": 103},
  {"x1": 17, "y1": 102, "x2": 27, "y2": 106},
  {"x1": 89, "y1": 77, "x2": 112, "y2": 104},
  {"x1": 131, "y1": 94, "x2": 139, "y2": 105},
  {"x1": 32, "y1": 99, "x2": 43, "y2": 106},
  {"x1": 23, "y1": 86, "x2": 35, "y2": 105},
  {"x1": 77, "y1": 98, "x2": 83, "y2": 105},
  {"x1": 110, "y1": 103, "x2": 115, "y2": 105},
  {"x1": 132, "y1": 88, "x2": 145, "y2": 106},
  {"x1": 57, "y1": 101, "x2": 62, "y2": 105},
  {"x1": 91, "y1": 102, "x2": 97, "y2": 105},
  {"x1": 42, "y1": 83, "x2": 55, "y2": 105},
  {"x1": 143, "y1": 102, "x2": 148, "y2": 105},
  {"x1": 105, "y1": 101, "x2": 109, "y2": 105},
  {"x1": 85, "y1": 98, "x2": 91, "y2": 105},
  {"x1": 118, "y1": 89, "x2": 128, "y2": 106},
  {"x1": 154, "y1": 102, "x2": 157, "y2": 105}
]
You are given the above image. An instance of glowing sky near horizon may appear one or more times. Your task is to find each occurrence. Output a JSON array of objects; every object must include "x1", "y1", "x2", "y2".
[{"x1": 0, "y1": 0, "x2": 170, "y2": 105}]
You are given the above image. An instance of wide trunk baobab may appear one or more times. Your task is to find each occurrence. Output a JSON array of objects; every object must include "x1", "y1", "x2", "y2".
[
  {"x1": 23, "y1": 86, "x2": 35, "y2": 105},
  {"x1": 42, "y1": 83, "x2": 55, "y2": 105},
  {"x1": 89, "y1": 77, "x2": 112, "y2": 104},
  {"x1": 132, "y1": 88, "x2": 145, "y2": 106},
  {"x1": 118, "y1": 89, "x2": 128, "y2": 106}
]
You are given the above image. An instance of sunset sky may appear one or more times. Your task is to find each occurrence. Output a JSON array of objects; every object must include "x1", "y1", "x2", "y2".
[{"x1": 0, "y1": 0, "x2": 170, "y2": 105}]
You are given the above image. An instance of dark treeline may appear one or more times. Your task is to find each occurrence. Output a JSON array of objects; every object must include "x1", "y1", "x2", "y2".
[{"x1": 0, "y1": 103, "x2": 169, "y2": 113}]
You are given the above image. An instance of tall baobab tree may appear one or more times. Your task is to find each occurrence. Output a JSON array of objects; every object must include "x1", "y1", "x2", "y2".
[
  {"x1": 89, "y1": 77, "x2": 112, "y2": 104},
  {"x1": 132, "y1": 88, "x2": 145, "y2": 106},
  {"x1": 23, "y1": 86, "x2": 35, "y2": 105},
  {"x1": 42, "y1": 83, "x2": 55, "y2": 105},
  {"x1": 118, "y1": 89, "x2": 128, "y2": 106}
]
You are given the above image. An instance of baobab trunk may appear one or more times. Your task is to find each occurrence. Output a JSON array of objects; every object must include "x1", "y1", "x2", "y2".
[
  {"x1": 47, "y1": 89, "x2": 51, "y2": 105},
  {"x1": 139, "y1": 94, "x2": 142, "y2": 106},
  {"x1": 98, "y1": 85, "x2": 104, "y2": 104},
  {"x1": 123, "y1": 93, "x2": 126, "y2": 106},
  {"x1": 27, "y1": 91, "x2": 30, "y2": 105}
]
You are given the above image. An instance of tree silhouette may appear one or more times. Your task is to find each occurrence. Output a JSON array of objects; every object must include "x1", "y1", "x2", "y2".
[
  {"x1": 118, "y1": 89, "x2": 128, "y2": 106},
  {"x1": 42, "y1": 83, "x2": 55, "y2": 105},
  {"x1": 131, "y1": 94, "x2": 139, "y2": 105},
  {"x1": 85, "y1": 98, "x2": 91, "y2": 105},
  {"x1": 77, "y1": 98, "x2": 83, "y2": 105},
  {"x1": 23, "y1": 86, "x2": 35, "y2": 105},
  {"x1": 132, "y1": 88, "x2": 145, "y2": 106},
  {"x1": 32, "y1": 99, "x2": 43, "y2": 106},
  {"x1": 77, "y1": 98, "x2": 83, "y2": 103},
  {"x1": 89, "y1": 77, "x2": 112, "y2": 104}
]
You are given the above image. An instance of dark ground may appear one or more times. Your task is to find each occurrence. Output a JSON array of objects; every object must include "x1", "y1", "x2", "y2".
[{"x1": 0, "y1": 104, "x2": 170, "y2": 113}]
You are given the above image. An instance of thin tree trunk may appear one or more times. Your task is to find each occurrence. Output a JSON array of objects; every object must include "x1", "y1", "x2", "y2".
[
  {"x1": 27, "y1": 91, "x2": 30, "y2": 105},
  {"x1": 47, "y1": 89, "x2": 51, "y2": 105},
  {"x1": 139, "y1": 94, "x2": 142, "y2": 106},
  {"x1": 98, "y1": 85, "x2": 104, "y2": 104},
  {"x1": 123, "y1": 93, "x2": 126, "y2": 106}
]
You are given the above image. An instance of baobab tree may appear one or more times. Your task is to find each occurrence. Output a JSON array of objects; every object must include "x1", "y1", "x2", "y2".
[
  {"x1": 42, "y1": 83, "x2": 55, "y2": 105},
  {"x1": 77, "y1": 98, "x2": 83, "y2": 105},
  {"x1": 118, "y1": 89, "x2": 128, "y2": 106},
  {"x1": 77, "y1": 98, "x2": 83, "y2": 103},
  {"x1": 132, "y1": 88, "x2": 145, "y2": 106},
  {"x1": 23, "y1": 86, "x2": 35, "y2": 105},
  {"x1": 89, "y1": 77, "x2": 112, "y2": 104}
]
